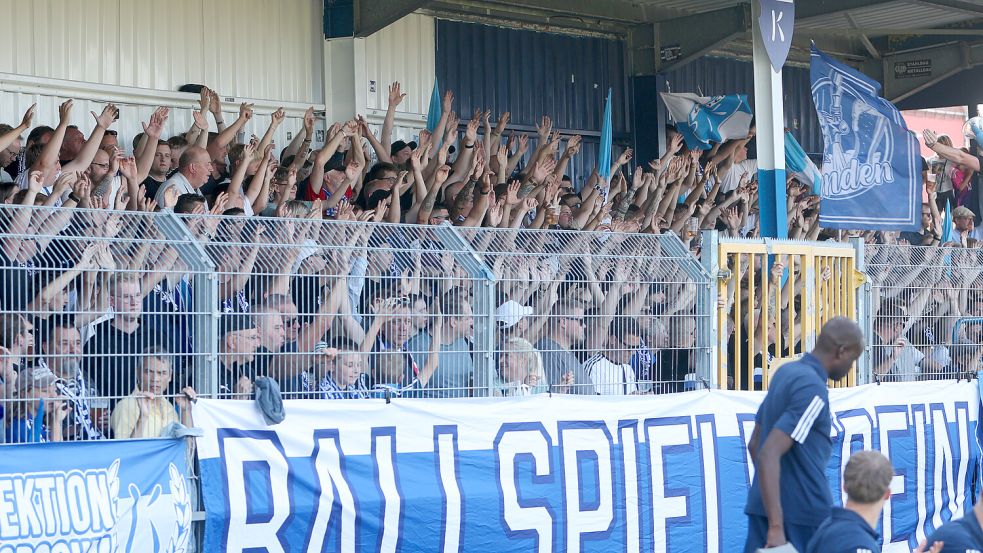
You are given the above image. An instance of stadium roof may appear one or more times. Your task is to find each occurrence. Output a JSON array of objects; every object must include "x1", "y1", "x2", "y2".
[{"x1": 350, "y1": 0, "x2": 983, "y2": 103}]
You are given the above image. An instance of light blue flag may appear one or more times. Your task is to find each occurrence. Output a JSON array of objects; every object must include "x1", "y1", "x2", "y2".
[
  {"x1": 785, "y1": 132, "x2": 822, "y2": 195},
  {"x1": 660, "y1": 92, "x2": 753, "y2": 151},
  {"x1": 426, "y1": 78, "x2": 441, "y2": 133},
  {"x1": 942, "y1": 200, "x2": 953, "y2": 244},
  {"x1": 811, "y1": 44, "x2": 921, "y2": 231},
  {"x1": 599, "y1": 88, "x2": 613, "y2": 180}
]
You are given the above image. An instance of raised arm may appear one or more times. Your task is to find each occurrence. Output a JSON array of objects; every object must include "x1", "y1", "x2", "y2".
[
  {"x1": 134, "y1": 108, "x2": 169, "y2": 184},
  {"x1": 33, "y1": 100, "x2": 73, "y2": 175},
  {"x1": 924, "y1": 129, "x2": 980, "y2": 171},
  {"x1": 210, "y1": 102, "x2": 254, "y2": 156},
  {"x1": 308, "y1": 121, "x2": 354, "y2": 198},
  {"x1": 63, "y1": 104, "x2": 119, "y2": 173},
  {"x1": 381, "y1": 82, "x2": 405, "y2": 153},
  {"x1": 359, "y1": 115, "x2": 392, "y2": 164},
  {"x1": 0, "y1": 104, "x2": 35, "y2": 154},
  {"x1": 284, "y1": 107, "x2": 314, "y2": 164},
  {"x1": 257, "y1": 108, "x2": 285, "y2": 159}
]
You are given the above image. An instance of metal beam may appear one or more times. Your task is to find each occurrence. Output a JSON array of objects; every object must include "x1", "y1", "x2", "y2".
[
  {"x1": 355, "y1": 0, "x2": 431, "y2": 37},
  {"x1": 656, "y1": 4, "x2": 751, "y2": 71},
  {"x1": 804, "y1": 27, "x2": 983, "y2": 36},
  {"x1": 882, "y1": 41, "x2": 983, "y2": 102},
  {"x1": 446, "y1": 0, "x2": 646, "y2": 24},
  {"x1": 908, "y1": 0, "x2": 983, "y2": 16},
  {"x1": 796, "y1": 0, "x2": 898, "y2": 20},
  {"x1": 845, "y1": 12, "x2": 882, "y2": 59}
]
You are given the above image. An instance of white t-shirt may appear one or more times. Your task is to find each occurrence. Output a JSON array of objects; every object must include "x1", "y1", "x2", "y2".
[
  {"x1": 719, "y1": 159, "x2": 758, "y2": 193},
  {"x1": 155, "y1": 172, "x2": 207, "y2": 208}
]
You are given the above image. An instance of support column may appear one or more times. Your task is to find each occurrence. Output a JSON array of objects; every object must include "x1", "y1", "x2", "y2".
[
  {"x1": 751, "y1": 1, "x2": 788, "y2": 239},
  {"x1": 323, "y1": 37, "x2": 362, "y2": 126}
]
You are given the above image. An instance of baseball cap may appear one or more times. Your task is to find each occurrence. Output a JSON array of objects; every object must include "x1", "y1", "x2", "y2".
[
  {"x1": 18, "y1": 366, "x2": 57, "y2": 393},
  {"x1": 390, "y1": 140, "x2": 417, "y2": 156},
  {"x1": 496, "y1": 300, "x2": 534, "y2": 329}
]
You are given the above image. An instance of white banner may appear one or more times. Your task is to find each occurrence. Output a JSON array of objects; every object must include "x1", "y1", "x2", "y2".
[{"x1": 194, "y1": 381, "x2": 980, "y2": 552}]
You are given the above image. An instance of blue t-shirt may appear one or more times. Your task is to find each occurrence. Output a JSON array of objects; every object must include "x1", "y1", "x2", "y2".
[
  {"x1": 926, "y1": 510, "x2": 983, "y2": 552},
  {"x1": 745, "y1": 353, "x2": 833, "y2": 526},
  {"x1": 806, "y1": 507, "x2": 880, "y2": 553}
]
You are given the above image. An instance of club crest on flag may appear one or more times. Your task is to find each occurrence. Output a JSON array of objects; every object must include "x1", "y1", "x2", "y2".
[
  {"x1": 660, "y1": 92, "x2": 753, "y2": 151},
  {"x1": 810, "y1": 44, "x2": 921, "y2": 231}
]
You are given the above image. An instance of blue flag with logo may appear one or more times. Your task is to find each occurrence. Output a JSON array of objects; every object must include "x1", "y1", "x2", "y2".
[
  {"x1": 426, "y1": 78, "x2": 441, "y2": 133},
  {"x1": 810, "y1": 44, "x2": 921, "y2": 231},
  {"x1": 0, "y1": 438, "x2": 192, "y2": 552},
  {"x1": 660, "y1": 92, "x2": 753, "y2": 151}
]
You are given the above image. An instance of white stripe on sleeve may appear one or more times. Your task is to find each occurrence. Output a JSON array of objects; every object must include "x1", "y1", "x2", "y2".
[{"x1": 790, "y1": 395, "x2": 825, "y2": 443}]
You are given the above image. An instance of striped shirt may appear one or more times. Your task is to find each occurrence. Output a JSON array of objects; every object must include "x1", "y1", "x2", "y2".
[{"x1": 55, "y1": 368, "x2": 105, "y2": 440}]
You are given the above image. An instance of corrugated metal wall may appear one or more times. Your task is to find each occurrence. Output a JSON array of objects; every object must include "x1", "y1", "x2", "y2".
[
  {"x1": 661, "y1": 57, "x2": 823, "y2": 155},
  {"x1": 436, "y1": 20, "x2": 629, "y2": 133},
  {"x1": 0, "y1": 0, "x2": 323, "y2": 104},
  {"x1": 435, "y1": 19, "x2": 630, "y2": 190}
]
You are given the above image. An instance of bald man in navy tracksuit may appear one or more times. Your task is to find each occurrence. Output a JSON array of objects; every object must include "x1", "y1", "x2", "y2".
[{"x1": 744, "y1": 318, "x2": 865, "y2": 552}]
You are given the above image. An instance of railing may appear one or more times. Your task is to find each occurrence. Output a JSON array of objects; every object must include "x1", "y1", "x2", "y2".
[
  {"x1": 0, "y1": 205, "x2": 713, "y2": 447},
  {"x1": 866, "y1": 243, "x2": 983, "y2": 383},
  {"x1": 464, "y1": 227, "x2": 714, "y2": 395},
  {"x1": 7, "y1": 202, "x2": 983, "y2": 443}
]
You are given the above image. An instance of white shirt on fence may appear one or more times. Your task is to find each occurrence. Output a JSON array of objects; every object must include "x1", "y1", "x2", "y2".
[{"x1": 584, "y1": 353, "x2": 637, "y2": 396}]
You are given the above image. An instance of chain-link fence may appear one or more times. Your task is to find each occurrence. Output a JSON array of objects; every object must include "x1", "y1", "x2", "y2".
[{"x1": 867, "y1": 243, "x2": 983, "y2": 383}]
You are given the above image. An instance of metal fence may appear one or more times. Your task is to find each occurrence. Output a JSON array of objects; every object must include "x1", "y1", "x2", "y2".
[
  {"x1": 0, "y1": 205, "x2": 712, "y2": 448},
  {"x1": 867, "y1": 243, "x2": 983, "y2": 383},
  {"x1": 464, "y1": 227, "x2": 714, "y2": 396}
]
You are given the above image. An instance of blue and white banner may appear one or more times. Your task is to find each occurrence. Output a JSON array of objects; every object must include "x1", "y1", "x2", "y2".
[
  {"x1": 811, "y1": 44, "x2": 922, "y2": 231},
  {"x1": 0, "y1": 438, "x2": 193, "y2": 553},
  {"x1": 194, "y1": 381, "x2": 980, "y2": 553},
  {"x1": 660, "y1": 92, "x2": 754, "y2": 151}
]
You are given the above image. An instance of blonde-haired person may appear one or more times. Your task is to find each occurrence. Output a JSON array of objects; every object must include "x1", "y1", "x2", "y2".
[{"x1": 497, "y1": 338, "x2": 547, "y2": 397}]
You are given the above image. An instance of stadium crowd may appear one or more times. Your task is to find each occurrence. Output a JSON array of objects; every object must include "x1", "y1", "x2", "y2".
[{"x1": 0, "y1": 82, "x2": 980, "y2": 442}]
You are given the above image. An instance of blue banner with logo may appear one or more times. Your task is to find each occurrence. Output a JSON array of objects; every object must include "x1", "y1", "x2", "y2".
[
  {"x1": 0, "y1": 438, "x2": 192, "y2": 553},
  {"x1": 811, "y1": 44, "x2": 922, "y2": 231},
  {"x1": 195, "y1": 381, "x2": 980, "y2": 553},
  {"x1": 660, "y1": 92, "x2": 754, "y2": 151}
]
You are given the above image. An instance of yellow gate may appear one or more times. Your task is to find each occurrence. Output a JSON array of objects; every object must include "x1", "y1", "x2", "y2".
[{"x1": 707, "y1": 236, "x2": 866, "y2": 390}]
